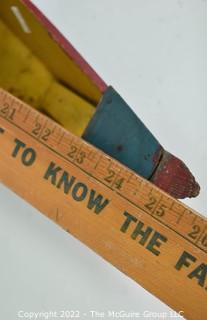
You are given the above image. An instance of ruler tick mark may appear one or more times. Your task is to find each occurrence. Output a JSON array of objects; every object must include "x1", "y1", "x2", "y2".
[
  {"x1": 23, "y1": 109, "x2": 31, "y2": 123},
  {"x1": 57, "y1": 131, "x2": 65, "y2": 145}
]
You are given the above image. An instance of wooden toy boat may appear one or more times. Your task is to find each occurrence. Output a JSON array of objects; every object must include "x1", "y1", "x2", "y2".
[
  {"x1": 0, "y1": 0, "x2": 200, "y2": 199},
  {"x1": 0, "y1": 3, "x2": 206, "y2": 318}
]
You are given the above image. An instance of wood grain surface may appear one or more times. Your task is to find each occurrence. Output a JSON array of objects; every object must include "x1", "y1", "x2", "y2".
[{"x1": 0, "y1": 89, "x2": 206, "y2": 320}]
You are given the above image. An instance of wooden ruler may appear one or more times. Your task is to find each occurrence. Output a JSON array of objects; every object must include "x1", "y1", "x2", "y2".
[{"x1": 0, "y1": 88, "x2": 206, "y2": 320}]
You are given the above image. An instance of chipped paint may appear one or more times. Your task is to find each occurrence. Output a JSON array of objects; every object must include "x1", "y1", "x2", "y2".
[{"x1": 150, "y1": 151, "x2": 200, "y2": 199}]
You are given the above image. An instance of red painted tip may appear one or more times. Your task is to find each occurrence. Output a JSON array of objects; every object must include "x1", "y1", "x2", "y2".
[{"x1": 150, "y1": 151, "x2": 200, "y2": 199}]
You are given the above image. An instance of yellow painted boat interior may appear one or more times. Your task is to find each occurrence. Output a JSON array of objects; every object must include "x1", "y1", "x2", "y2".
[{"x1": 0, "y1": 0, "x2": 103, "y2": 136}]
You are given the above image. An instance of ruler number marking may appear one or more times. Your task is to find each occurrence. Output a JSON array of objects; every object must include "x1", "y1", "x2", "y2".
[
  {"x1": 41, "y1": 127, "x2": 52, "y2": 142},
  {"x1": 188, "y1": 225, "x2": 207, "y2": 247},
  {"x1": 144, "y1": 195, "x2": 167, "y2": 218},
  {"x1": 104, "y1": 168, "x2": 115, "y2": 183},
  {"x1": 0, "y1": 102, "x2": 16, "y2": 121},
  {"x1": 32, "y1": 121, "x2": 41, "y2": 136},
  {"x1": 31, "y1": 119, "x2": 52, "y2": 142},
  {"x1": 200, "y1": 233, "x2": 207, "y2": 247},
  {"x1": 144, "y1": 195, "x2": 157, "y2": 211},
  {"x1": 104, "y1": 166, "x2": 125, "y2": 190},
  {"x1": 9, "y1": 107, "x2": 16, "y2": 121},
  {"x1": 67, "y1": 144, "x2": 86, "y2": 164}
]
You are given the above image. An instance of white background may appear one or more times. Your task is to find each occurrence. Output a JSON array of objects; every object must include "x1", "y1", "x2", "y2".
[{"x1": 0, "y1": 1, "x2": 206, "y2": 319}]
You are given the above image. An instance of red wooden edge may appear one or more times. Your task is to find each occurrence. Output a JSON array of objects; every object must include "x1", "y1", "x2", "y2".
[{"x1": 21, "y1": 0, "x2": 108, "y2": 93}]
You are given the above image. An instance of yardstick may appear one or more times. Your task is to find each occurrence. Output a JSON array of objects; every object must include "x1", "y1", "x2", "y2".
[{"x1": 0, "y1": 88, "x2": 206, "y2": 320}]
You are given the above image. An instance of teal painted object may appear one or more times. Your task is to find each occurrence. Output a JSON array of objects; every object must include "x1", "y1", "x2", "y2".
[{"x1": 82, "y1": 86, "x2": 163, "y2": 179}]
